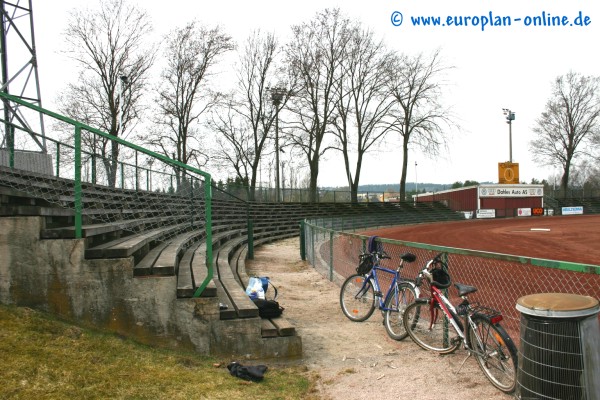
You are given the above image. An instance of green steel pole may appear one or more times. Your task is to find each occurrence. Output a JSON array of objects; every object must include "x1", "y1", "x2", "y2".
[
  {"x1": 193, "y1": 177, "x2": 213, "y2": 297},
  {"x1": 74, "y1": 126, "x2": 83, "y2": 239},
  {"x1": 135, "y1": 151, "x2": 139, "y2": 191},
  {"x1": 55, "y1": 143, "x2": 60, "y2": 177},
  {"x1": 8, "y1": 125, "x2": 14, "y2": 168},
  {"x1": 91, "y1": 134, "x2": 96, "y2": 184},
  {"x1": 120, "y1": 162, "x2": 124, "y2": 189},
  {"x1": 247, "y1": 219, "x2": 254, "y2": 260},
  {"x1": 190, "y1": 177, "x2": 195, "y2": 229}
]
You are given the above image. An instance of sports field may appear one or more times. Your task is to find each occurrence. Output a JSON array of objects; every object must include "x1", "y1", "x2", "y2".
[{"x1": 366, "y1": 214, "x2": 600, "y2": 266}]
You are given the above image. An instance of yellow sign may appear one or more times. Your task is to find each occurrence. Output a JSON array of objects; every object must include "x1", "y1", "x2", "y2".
[{"x1": 498, "y1": 162, "x2": 519, "y2": 184}]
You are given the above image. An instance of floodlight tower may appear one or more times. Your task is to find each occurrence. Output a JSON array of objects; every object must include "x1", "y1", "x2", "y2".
[
  {"x1": 269, "y1": 86, "x2": 287, "y2": 202},
  {"x1": 1, "y1": 0, "x2": 46, "y2": 154},
  {"x1": 502, "y1": 108, "x2": 515, "y2": 163},
  {"x1": 415, "y1": 161, "x2": 418, "y2": 203}
]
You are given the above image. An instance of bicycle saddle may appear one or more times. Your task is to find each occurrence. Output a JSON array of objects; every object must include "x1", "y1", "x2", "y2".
[
  {"x1": 454, "y1": 283, "x2": 477, "y2": 297},
  {"x1": 400, "y1": 252, "x2": 416, "y2": 263}
]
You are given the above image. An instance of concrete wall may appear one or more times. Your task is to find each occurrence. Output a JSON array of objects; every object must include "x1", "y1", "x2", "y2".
[{"x1": 0, "y1": 216, "x2": 301, "y2": 359}]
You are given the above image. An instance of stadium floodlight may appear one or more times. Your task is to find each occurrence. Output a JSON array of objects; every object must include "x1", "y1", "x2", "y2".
[
  {"x1": 415, "y1": 161, "x2": 418, "y2": 203},
  {"x1": 269, "y1": 86, "x2": 287, "y2": 202},
  {"x1": 502, "y1": 108, "x2": 515, "y2": 163}
]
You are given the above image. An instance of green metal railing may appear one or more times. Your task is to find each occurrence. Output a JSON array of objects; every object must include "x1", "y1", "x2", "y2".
[{"x1": 0, "y1": 92, "x2": 214, "y2": 296}]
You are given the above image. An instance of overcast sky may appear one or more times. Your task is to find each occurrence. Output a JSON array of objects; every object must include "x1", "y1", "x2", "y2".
[{"x1": 30, "y1": 0, "x2": 600, "y2": 187}]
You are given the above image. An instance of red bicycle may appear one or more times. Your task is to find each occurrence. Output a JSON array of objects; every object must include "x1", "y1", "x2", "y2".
[{"x1": 402, "y1": 253, "x2": 518, "y2": 394}]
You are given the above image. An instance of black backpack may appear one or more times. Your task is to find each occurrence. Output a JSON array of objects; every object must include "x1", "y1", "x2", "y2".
[
  {"x1": 357, "y1": 253, "x2": 374, "y2": 274},
  {"x1": 252, "y1": 298, "x2": 284, "y2": 318}
]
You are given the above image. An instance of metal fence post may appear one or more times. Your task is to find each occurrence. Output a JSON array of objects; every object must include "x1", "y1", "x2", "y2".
[
  {"x1": 299, "y1": 220, "x2": 306, "y2": 260},
  {"x1": 247, "y1": 219, "x2": 254, "y2": 260},
  {"x1": 329, "y1": 230, "x2": 334, "y2": 281},
  {"x1": 310, "y1": 225, "x2": 315, "y2": 265}
]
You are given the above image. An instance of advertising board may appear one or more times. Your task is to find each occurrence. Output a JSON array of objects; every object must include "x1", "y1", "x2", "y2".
[
  {"x1": 517, "y1": 208, "x2": 532, "y2": 217},
  {"x1": 476, "y1": 209, "x2": 496, "y2": 219},
  {"x1": 562, "y1": 206, "x2": 583, "y2": 215}
]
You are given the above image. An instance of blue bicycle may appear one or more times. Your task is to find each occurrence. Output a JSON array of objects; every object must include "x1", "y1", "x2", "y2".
[{"x1": 340, "y1": 248, "x2": 419, "y2": 340}]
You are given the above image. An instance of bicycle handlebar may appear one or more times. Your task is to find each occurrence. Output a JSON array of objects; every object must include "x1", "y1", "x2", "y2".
[
  {"x1": 415, "y1": 252, "x2": 447, "y2": 286},
  {"x1": 359, "y1": 251, "x2": 391, "y2": 260}
]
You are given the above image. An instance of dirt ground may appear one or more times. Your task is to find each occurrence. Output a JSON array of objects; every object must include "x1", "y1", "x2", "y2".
[{"x1": 246, "y1": 237, "x2": 512, "y2": 400}]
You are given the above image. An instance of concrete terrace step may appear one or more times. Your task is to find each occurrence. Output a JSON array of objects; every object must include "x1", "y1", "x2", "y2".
[{"x1": 85, "y1": 222, "x2": 190, "y2": 260}]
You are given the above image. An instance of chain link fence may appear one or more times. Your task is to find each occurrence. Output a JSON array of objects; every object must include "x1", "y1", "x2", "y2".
[{"x1": 303, "y1": 217, "x2": 600, "y2": 345}]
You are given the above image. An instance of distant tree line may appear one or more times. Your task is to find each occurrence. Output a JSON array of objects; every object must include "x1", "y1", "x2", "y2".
[
  {"x1": 56, "y1": 0, "x2": 599, "y2": 202},
  {"x1": 54, "y1": 0, "x2": 455, "y2": 203}
]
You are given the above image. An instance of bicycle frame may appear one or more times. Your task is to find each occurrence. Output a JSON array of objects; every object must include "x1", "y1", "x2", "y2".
[
  {"x1": 426, "y1": 286, "x2": 464, "y2": 343},
  {"x1": 406, "y1": 253, "x2": 517, "y2": 394},
  {"x1": 362, "y1": 264, "x2": 401, "y2": 312},
  {"x1": 427, "y1": 284, "x2": 504, "y2": 357}
]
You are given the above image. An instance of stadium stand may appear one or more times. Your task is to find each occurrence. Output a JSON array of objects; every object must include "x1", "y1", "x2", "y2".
[{"x1": 0, "y1": 164, "x2": 465, "y2": 353}]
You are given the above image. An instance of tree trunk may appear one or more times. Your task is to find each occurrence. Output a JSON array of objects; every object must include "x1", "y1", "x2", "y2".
[
  {"x1": 309, "y1": 158, "x2": 319, "y2": 203},
  {"x1": 350, "y1": 181, "x2": 359, "y2": 203},
  {"x1": 399, "y1": 134, "x2": 410, "y2": 201},
  {"x1": 561, "y1": 169, "x2": 570, "y2": 198}
]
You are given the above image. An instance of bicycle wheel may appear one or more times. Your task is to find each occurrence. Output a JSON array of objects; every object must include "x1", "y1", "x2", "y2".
[
  {"x1": 383, "y1": 282, "x2": 418, "y2": 340},
  {"x1": 340, "y1": 274, "x2": 376, "y2": 322},
  {"x1": 468, "y1": 317, "x2": 518, "y2": 394},
  {"x1": 403, "y1": 300, "x2": 461, "y2": 354}
]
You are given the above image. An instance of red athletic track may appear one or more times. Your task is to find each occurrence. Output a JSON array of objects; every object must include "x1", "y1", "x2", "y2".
[{"x1": 365, "y1": 215, "x2": 600, "y2": 266}]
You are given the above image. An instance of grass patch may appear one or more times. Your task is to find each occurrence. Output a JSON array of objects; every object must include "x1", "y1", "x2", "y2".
[{"x1": 0, "y1": 304, "x2": 319, "y2": 400}]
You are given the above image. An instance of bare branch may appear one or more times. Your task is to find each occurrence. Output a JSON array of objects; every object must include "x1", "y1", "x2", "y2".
[
  {"x1": 386, "y1": 48, "x2": 456, "y2": 199},
  {"x1": 147, "y1": 20, "x2": 233, "y2": 176},
  {"x1": 529, "y1": 71, "x2": 600, "y2": 195},
  {"x1": 58, "y1": 0, "x2": 155, "y2": 187}
]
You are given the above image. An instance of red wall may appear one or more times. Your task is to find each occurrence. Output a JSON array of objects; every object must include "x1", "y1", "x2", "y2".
[
  {"x1": 417, "y1": 187, "x2": 478, "y2": 211},
  {"x1": 418, "y1": 186, "x2": 543, "y2": 213}
]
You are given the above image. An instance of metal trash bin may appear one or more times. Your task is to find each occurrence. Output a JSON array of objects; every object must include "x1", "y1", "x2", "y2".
[{"x1": 516, "y1": 293, "x2": 600, "y2": 400}]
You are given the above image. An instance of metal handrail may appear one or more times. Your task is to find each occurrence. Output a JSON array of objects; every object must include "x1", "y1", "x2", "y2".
[{"x1": 0, "y1": 92, "x2": 214, "y2": 296}]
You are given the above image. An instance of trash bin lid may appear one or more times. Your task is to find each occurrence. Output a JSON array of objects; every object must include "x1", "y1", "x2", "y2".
[{"x1": 516, "y1": 293, "x2": 600, "y2": 318}]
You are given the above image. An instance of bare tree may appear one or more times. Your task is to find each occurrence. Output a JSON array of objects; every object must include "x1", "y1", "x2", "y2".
[
  {"x1": 285, "y1": 8, "x2": 351, "y2": 202},
  {"x1": 332, "y1": 25, "x2": 395, "y2": 203},
  {"x1": 208, "y1": 31, "x2": 285, "y2": 200},
  {"x1": 147, "y1": 21, "x2": 233, "y2": 187},
  {"x1": 59, "y1": 0, "x2": 155, "y2": 187},
  {"x1": 210, "y1": 103, "x2": 253, "y2": 188},
  {"x1": 529, "y1": 71, "x2": 600, "y2": 196},
  {"x1": 387, "y1": 49, "x2": 454, "y2": 201}
]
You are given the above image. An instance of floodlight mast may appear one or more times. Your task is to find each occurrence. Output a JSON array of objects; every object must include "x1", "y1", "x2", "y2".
[
  {"x1": 502, "y1": 108, "x2": 515, "y2": 163},
  {"x1": 1, "y1": 0, "x2": 46, "y2": 152},
  {"x1": 414, "y1": 161, "x2": 418, "y2": 203},
  {"x1": 269, "y1": 86, "x2": 286, "y2": 202}
]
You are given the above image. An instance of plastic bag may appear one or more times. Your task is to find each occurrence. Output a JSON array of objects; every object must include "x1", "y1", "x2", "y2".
[{"x1": 245, "y1": 276, "x2": 265, "y2": 300}]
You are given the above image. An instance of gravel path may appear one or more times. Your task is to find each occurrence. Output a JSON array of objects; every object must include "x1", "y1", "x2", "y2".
[{"x1": 245, "y1": 237, "x2": 514, "y2": 400}]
